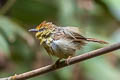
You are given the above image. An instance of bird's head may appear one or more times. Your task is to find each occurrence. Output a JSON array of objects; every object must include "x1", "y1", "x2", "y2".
[{"x1": 29, "y1": 21, "x2": 55, "y2": 39}]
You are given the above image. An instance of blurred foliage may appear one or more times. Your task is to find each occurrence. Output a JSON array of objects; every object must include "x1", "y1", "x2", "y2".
[{"x1": 0, "y1": 0, "x2": 120, "y2": 80}]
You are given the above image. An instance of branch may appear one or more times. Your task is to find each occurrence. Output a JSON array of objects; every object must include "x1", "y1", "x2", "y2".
[{"x1": 1, "y1": 43, "x2": 120, "y2": 80}]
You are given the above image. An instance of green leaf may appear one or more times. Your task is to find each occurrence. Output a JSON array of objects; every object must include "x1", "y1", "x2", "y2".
[
  {"x1": 0, "y1": 15, "x2": 35, "y2": 46},
  {"x1": 0, "y1": 34, "x2": 10, "y2": 54}
]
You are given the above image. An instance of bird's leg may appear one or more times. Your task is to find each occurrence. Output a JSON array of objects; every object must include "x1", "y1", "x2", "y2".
[
  {"x1": 55, "y1": 58, "x2": 61, "y2": 65},
  {"x1": 66, "y1": 56, "x2": 72, "y2": 64},
  {"x1": 54, "y1": 58, "x2": 61, "y2": 68}
]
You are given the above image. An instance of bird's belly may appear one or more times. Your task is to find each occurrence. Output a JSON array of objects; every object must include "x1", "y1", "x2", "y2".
[{"x1": 49, "y1": 39, "x2": 76, "y2": 59}]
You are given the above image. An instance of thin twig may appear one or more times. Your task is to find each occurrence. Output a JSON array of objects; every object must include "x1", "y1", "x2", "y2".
[{"x1": 1, "y1": 43, "x2": 120, "y2": 80}]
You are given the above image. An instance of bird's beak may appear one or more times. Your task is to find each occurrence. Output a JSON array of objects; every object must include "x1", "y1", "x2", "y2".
[{"x1": 28, "y1": 29, "x2": 39, "y2": 32}]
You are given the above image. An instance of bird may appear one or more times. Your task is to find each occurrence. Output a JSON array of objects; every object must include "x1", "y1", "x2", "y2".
[{"x1": 29, "y1": 21, "x2": 108, "y2": 64}]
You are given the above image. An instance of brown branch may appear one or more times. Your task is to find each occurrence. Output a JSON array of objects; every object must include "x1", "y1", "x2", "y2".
[{"x1": 2, "y1": 43, "x2": 120, "y2": 80}]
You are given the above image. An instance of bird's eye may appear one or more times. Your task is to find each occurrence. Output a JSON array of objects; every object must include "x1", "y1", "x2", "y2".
[{"x1": 39, "y1": 28, "x2": 46, "y2": 32}]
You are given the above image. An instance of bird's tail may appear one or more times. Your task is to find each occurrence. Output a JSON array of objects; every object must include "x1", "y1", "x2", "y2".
[{"x1": 86, "y1": 38, "x2": 108, "y2": 44}]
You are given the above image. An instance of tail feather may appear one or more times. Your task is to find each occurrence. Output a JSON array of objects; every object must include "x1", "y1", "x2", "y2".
[{"x1": 86, "y1": 38, "x2": 108, "y2": 44}]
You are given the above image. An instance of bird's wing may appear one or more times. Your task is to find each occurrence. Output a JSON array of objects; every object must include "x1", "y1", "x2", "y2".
[{"x1": 62, "y1": 27, "x2": 86, "y2": 40}]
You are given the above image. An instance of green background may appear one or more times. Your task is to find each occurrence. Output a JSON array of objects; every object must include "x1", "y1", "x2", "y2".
[{"x1": 0, "y1": 0, "x2": 120, "y2": 80}]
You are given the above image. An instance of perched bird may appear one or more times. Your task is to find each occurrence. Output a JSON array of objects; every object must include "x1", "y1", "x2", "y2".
[{"x1": 29, "y1": 21, "x2": 108, "y2": 64}]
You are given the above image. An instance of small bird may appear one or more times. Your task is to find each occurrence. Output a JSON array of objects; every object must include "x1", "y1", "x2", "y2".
[{"x1": 29, "y1": 21, "x2": 108, "y2": 64}]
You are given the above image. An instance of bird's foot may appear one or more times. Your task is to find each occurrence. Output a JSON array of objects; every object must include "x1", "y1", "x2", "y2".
[
  {"x1": 54, "y1": 58, "x2": 61, "y2": 68},
  {"x1": 65, "y1": 56, "x2": 72, "y2": 64},
  {"x1": 11, "y1": 74, "x2": 17, "y2": 80}
]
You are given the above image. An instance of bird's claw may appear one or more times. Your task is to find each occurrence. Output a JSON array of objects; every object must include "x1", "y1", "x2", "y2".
[
  {"x1": 11, "y1": 74, "x2": 17, "y2": 80},
  {"x1": 65, "y1": 56, "x2": 72, "y2": 64}
]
